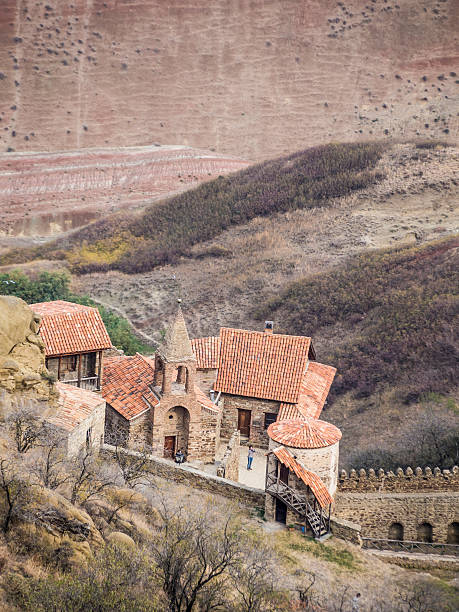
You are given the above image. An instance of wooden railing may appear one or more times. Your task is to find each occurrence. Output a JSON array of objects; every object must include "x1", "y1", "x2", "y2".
[
  {"x1": 62, "y1": 376, "x2": 100, "y2": 390},
  {"x1": 266, "y1": 474, "x2": 329, "y2": 538},
  {"x1": 362, "y1": 538, "x2": 459, "y2": 557}
]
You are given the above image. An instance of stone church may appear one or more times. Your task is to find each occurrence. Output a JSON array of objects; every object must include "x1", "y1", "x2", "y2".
[{"x1": 103, "y1": 305, "x2": 338, "y2": 466}]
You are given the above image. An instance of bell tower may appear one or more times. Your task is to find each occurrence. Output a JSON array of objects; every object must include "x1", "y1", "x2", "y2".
[
  {"x1": 151, "y1": 302, "x2": 202, "y2": 461},
  {"x1": 153, "y1": 301, "x2": 197, "y2": 396}
]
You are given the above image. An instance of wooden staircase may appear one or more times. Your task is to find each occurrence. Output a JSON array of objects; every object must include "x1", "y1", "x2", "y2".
[{"x1": 266, "y1": 475, "x2": 330, "y2": 539}]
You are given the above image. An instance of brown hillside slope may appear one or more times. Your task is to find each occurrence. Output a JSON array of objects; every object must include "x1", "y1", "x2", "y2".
[
  {"x1": 0, "y1": 144, "x2": 249, "y2": 247},
  {"x1": 0, "y1": 0, "x2": 457, "y2": 159}
]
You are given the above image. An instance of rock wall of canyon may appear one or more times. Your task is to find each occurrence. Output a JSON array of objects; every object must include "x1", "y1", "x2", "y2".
[{"x1": 0, "y1": 0, "x2": 457, "y2": 160}]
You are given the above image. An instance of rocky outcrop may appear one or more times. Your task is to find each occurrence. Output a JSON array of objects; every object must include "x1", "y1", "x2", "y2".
[{"x1": 0, "y1": 296, "x2": 56, "y2": 402}]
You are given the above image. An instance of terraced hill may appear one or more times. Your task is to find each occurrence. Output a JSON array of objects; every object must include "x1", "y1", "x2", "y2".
[
  {"x1": 0, "y1": 144, "x2": 249, "y2": 250},
  {"x1": 0, "y1": 0, "x2": 457, "y2": 160}
]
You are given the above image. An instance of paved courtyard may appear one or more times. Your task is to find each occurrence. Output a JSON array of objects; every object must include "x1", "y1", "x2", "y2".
[{"x1": 237, "y1": 446, "x2": 266, "y2": 490}]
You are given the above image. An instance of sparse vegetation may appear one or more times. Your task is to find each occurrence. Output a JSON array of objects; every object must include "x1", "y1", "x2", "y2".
[
  {"x1": 0, "y1": 142, "x2": 386, "y2": 274},
  {"x1": 256, "y1": 237, "x2": 459, "y2": 404}
]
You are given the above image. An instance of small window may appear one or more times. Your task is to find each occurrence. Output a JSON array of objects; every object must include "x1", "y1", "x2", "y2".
[
  {"x1": 86, "y1": 427, "x2": 92, "y2": 449},
  {"x1": 264, "y1": 413, "x2": 277, "y2": 429}
]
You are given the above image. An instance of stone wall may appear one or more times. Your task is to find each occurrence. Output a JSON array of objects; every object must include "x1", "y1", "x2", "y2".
[
  {"x1": 101, "y1": 444, "x2": 265, "y2": 509},
  {"x1": 338, "y1": 465, "x2": 459, "y2": 493},
  {"x1": 221, "y1": 395, "x2": 279, "y2": 447},
  {"x1": 330, "y1": 516, "x2": 362, "y2": 546},
  {"x1": 67, "y1": 399, "x2": 106, "y2": 457},
  {"x1": 334, "y1": 491, "x2": 459, "y2": 543},
  {"x1": 293, "y1": 442, "x2": 339, "y2": 497},
  {"x1": 129, "y1": 409, "x2": 154, "y2": 448},
  {"x1": 105, "y1": 404, "x2": 129, "y2": 446},
  {"x1": 195, "y1": 368, "x2": 217, "y2": 394},
  {"x1": 198, "y1": 405, "x2": 221, "y2": 463},
  {"x1": 217, "y1": 430, "x2": 240, "y2": 482}
]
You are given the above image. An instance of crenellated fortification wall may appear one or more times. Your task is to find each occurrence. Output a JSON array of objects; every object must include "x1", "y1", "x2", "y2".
[
  {"x1": 334, "y1": 465, "x2": 459, "y2": 543},
  {"x1": 338, "y1": 466, "x2": 459, "y2": 494}
]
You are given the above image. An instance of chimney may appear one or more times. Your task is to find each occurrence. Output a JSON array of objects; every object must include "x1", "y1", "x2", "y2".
[{"x1": 264, "y1": 321, "x2": 274, "y2": 335}]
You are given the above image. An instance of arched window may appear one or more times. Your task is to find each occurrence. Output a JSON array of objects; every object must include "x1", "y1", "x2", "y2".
[
  {"x1": 417, "y1": 522, "x2": 433, "y2": 543},
  {"x1": 388, "y1": 522, "x2": 404, "y2": 541},
  {"x1": 447, "y1": 522, "x2": 459, "y2": 545}
]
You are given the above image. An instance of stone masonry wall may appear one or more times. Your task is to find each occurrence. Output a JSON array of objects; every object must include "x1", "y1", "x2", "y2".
[
  {"x1": 217, "y1": 430, "x2": 240, "y2": 482},
  {"x1": 221, "y1": 395, "x2": 279, "y2": 447},
  {"x1": 293, "y1": 442, "x2": 339, "y2": 497},
  {"x1": 201, "y1": 406, "x2": 221, "y2": 463},
  {"x1": 338, "y1": 465, "x2": 459, "y2": 493},
  {"x1": 101, "y1": 444, "x2": 265, "y2": 509},
  {"x1": 334, "y1": 491, "x2": 459, "y2": 543},
  {"x1": 67, "y1": 399, "x2": 105, "y2": 457},
  {"x1": 195, "y1": 368, "x2": 217, "y2": 394},
  {"x1": 104, "y1": 404, "x2": 130, "y2": 446}
]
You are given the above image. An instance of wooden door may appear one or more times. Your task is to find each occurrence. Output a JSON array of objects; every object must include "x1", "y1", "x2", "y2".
[
  {"x1": 279, "y1": 463, "x2": 289, "y2": 484},
  {"x1": 164, "y1": 435, "x2": 176, "y2": 459},
  {"x1": 237, "y1": 409, "x2": 251, "y2": 437},
  {"x1": 275, "y1": 499, "x2": 287, "y2": 524}
]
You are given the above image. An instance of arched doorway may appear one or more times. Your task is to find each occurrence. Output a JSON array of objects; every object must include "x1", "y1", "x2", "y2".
[
  {"x1": 447, "y1": 522, "x2": 459, "y2": 544},
  {"x1": 417, "y1": 522, "x2": 433, "y2": 543},
  {"x1": 163, "y1": 406, "x2": 190, "y2": 459},
  {"x1": 388, "y1": 523, "x2": 404, "y2": 541}
]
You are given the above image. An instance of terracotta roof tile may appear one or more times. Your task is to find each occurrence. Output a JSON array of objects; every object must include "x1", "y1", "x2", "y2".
[
  {"x1": 214, "y1": 328, "x2": 311, "y2": 403},
  {"x1": 194, "y1": 385, "x2": 220, "y2": 413},
  {"x1": 50, "y1": 381, "x2": 105, "y2": 432},
  {"x1": 277, "y1": 362, "x2": 336, "y2": 421},
  {"x1": 102, "y1": 353, "x2": 158, "y2": 420},
  {"x1": 268, "y1": 418, "x2": 342, "y2": 449},
  {"x1": 31, "y1": 300, "x2": 112, "y2": 357},
  {"x1": 273, "y1": 446, "x2": 333, "y2": 508},
  {"x1": 191, "y1": 336, "x2": 220, "y2": 369}
]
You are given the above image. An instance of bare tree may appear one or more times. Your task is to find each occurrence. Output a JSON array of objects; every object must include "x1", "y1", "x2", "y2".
[
  {"x1": 0, "y1": 457, "x2": 31, "y2": 532},
  {"x1": 150, "y1": 496, "x2": 244, "y2": 612},
  {"x1": 29, "y1": 425, "x2": 69, "y2": 490},
  {"x1": 5, "y1": 397, "x2": 47, "y2": 454},
  {"x1": 108, "y1": 438, "x2": 156, "y2": 489},
  {"x1": 229, "y1": 537, "x2": 287, "y2": 612},
  {"x1": 67, "y1": 446, "x2": 116, "y2": 506}
]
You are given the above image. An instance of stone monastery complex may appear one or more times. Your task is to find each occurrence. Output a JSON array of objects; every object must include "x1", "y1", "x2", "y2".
[{"x1": 0, "y1": 296, "x2": 457, "y2": 547}]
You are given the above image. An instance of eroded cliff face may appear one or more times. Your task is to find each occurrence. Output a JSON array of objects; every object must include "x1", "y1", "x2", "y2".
[
  {"x1": 0, "y1": 296, "x2": 55, "y2": 402},
  {"x1": 0, "y1": 0, "x2": 457, "y2": 160}
]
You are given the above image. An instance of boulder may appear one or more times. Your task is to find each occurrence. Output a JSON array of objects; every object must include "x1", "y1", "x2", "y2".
[{"x1": 106, "y1": 531, "x2": 136, "y2": 549}]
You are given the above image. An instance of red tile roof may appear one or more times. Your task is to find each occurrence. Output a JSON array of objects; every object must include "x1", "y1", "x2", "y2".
[
  {"x1": 268, "y1": 418, "x2": 342, "y2": 449},
  {"x1": 278, "y1": 362, "x2": 337, "y2": 421},
  {"x1": 194, "y1": 385, "x2": 220, "y2": 413},
  {"x1": 31, "y1": 300, "x2": 112, "y2": 357},
  {"x1": 273, "y1": 446, "x2": 333, "y2": 508},
  {"x1": 214, "y1": 328, "x2": 311, "y2": 403},
  {"x1": 191, "y1": 336, "x2": 220, "y2": 369},
  {"x1": 51, "y1": 381, "x2": 105, "y2": 432},
  {"x1": 102, "y1": 354, "x2": 219, "y2": 420},
  {"x1": 102, "y1": 353, "x2": 158, "y2": 420}
]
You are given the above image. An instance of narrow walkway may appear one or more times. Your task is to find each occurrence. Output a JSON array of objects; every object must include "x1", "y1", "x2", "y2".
[{"x1": 368, "y1": 549, "x2": 459, "y2": 569}]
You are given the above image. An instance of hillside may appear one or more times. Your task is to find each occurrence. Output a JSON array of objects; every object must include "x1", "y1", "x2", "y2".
[
  {"x1": 0, "y1": 141, "x2": 387, "y2": 272},
  {"x1": 0, "y1": 144, "x2": 249, "y2": 252},
  {"x1": 0, "y1": 0, "x2": 457, "y2": 160}
]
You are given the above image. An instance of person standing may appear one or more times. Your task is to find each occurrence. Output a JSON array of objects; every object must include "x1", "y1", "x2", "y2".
[
  {"x1": 247, "y1": 445, "x2": 255, "y2": 470},
  {"x1": 352, "y1": 593, "x2": 361, "y2": 611}
]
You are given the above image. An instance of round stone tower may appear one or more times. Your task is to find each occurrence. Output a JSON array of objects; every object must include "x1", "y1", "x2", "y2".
[{"x1": 267, "y1": 417, "x2": 342, "y2": 495}]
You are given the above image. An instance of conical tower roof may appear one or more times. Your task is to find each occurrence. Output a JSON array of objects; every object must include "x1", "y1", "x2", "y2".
[{"x1": 157, "y1": 305, "x2": 195, "y2": 363}]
